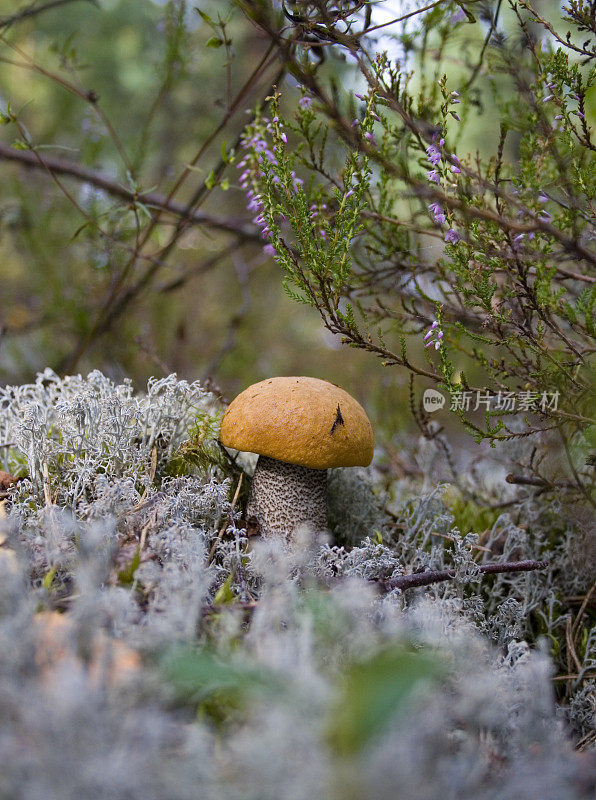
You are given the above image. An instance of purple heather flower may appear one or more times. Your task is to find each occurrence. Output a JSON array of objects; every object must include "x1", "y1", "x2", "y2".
[
  {"x1": 439, "y1": 138, "x2": 445, "y2": 147},
  {"x1": 451, "y1": 91, "x2": 460, "y2": 97},
  {"x1": 543, "y1": 95, "x2": 554, "y2": 103},
  {"x1": 451, "y1": 165, "x2": 461, "y2": 173},
  {"x1": 355, "y1": 93, "x2": 365, "y2": 101},
  {"x1": 538, "y1": 193, "x2": 548, "y2": 202},
  {"x1": 528, "y1": 232, "x2": 535, "y2": 240},
  {"x1": 424, "y1": 321, "x2": 438, "y2": 340},
  {"x1": 351, "y1": 118, "x2": 360, "y2": 128},
  {"x1": 345, "y1": 189, "x2": 354, "y2": 198},
  {"x1": 554, "y1": 114, "x2": 563, "y2": 120},
  {"x1": 290, "y1": 172, "x2": 303, "y2": 192},
  {"x1": 299, "y1": 96, "x2": 313, "y2": 110},
  {"x1": 575, "y1": 110, "x2": 585, "y2": 119},
  {"x1": 281, "y1": 132, "x2": 288, "y2": 143},
  {"x1": 426, "y1": 145, "x2": 442, "y2": 166},
  {"x1": 364, "y1": 131, "x2": 377, "y2": 145},
  {"x1": 263, "y1": 244, "x2": 276, "y2": 256},
  {"x1": 429, "y1": 203, "x2": 446, "y2": 225},
  {"x1": 539, "y1": 211, "x2": 551, "y2": 220},
  {"x1": 451, "y1": 112, "x2": 460, "y2": 121},
  {"x1": 513, "y1": 233, "x2": 525, "y2": 243},
  {"x1": 272, "y1": 116, "x2": 279, "y2": 123},
  {"x1": 452, "y1": 98, "x2": 461, "y2": 104},
  {"x1": 450, "y1": 8, "x2": 467, "y2": 23},
  {"x1": 320, "y1": 229, "x2": 327, "y2": 240},
  {"x1": 445, "y1": 228, "x2": 460, "y2": 244},
  {"x1": 427, "y1": 170, "x2": 441, "y2": 184},
  {"x1": 424, "y1": 318, "x2": 444, "y2": 349}
]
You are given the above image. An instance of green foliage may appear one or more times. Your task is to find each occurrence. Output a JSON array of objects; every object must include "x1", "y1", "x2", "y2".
[
  {"x1": 162, "y1": 645, "x2": 284, "y2": 725},
  {"x1": 169, "y1": 409, "x2": 230, "y2": 477},
  {"x1": 238, "y1": 1, "x2": 595, "y2": 502},
  {"x1": 327, "y1": 644, "x2": 445, "y2": 756}
]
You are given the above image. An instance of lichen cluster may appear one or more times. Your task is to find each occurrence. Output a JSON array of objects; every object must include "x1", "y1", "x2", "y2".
[{"x1": 0, "y1": 372, "x2": 593, "y2": 799}]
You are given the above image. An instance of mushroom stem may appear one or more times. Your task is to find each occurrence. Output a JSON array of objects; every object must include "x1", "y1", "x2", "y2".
[{"x1": 246, "y1": 455, "x2": 328, "y2": 541}]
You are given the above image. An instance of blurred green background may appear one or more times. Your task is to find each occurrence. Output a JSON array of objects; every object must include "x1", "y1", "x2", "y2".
[{"x1": 0, "y1": 0, "x2": 581, "y2": 456}]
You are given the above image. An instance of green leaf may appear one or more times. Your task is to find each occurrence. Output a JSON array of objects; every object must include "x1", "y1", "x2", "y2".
[
  {"x1": 117, "y1": 547, "x2": 140, "y2": 586},
  {"x1": 161, "y1": 646, "x2": 285, "y2": 713},
  {"x1": 195, "y1": 8, "x2": 214, "y2": 25},
  {"x1": 328, "y1": 645, "x2": 444, "y2": 756},
  {"x1": 42, "y1": 565, "x2": 58, "y2": 591},
  {"x1": 205, "y1": 36, "x2": 223, "y2": 48},
  {"x1": 213, "y1": 573, "x2": 236, "y2": 605},
  {"x1": 205, "y1": 170, "x2": 217, "y2": 189}
]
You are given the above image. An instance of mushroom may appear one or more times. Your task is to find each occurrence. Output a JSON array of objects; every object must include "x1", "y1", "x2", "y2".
[{"x1": 219, "y1": 376, "x2": 374, "y2": 541}]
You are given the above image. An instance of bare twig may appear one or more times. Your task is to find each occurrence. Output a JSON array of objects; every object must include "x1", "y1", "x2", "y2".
[
  {"x1": 207, "y1": 474, "x2": 244, "y2": 565},
  {"x1": 0, "y1": 142, "x2": 260, "y2": 241},
  {"x1": 571, "y1": 582, "x2": 596, "y2": 638},
  {"x1": 42, "y1": 462, "x2": 52, "y2": 507},
  {"x1": 566, "y1": 615, "x2": 583, "y2": 674},
  {"x1": 383, "y1": 559, "x2": 549, "y2": 591},
  {"x1": 0, "y1": 0, "x2": 95, "y2": 28},
  {"x1": 506, "y1": 473, "x2": 579, "y2": 489}
]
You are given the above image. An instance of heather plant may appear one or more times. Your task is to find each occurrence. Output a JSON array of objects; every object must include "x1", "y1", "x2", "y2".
[{"x1": 236, "y1": 0, "x2": 595, "y2": 502}]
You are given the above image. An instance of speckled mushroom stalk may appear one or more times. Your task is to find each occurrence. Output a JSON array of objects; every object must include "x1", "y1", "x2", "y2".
[
  {"x1": 246, "y1": 455, "x2": 328, "y2": 540},
  {"x1": 219, "y1": 376, "x2": 374, "y2": 545}
]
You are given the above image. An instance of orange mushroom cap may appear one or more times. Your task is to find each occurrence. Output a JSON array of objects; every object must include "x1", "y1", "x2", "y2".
[{"x1": 220, "y1": 376, "x2": 374, "y2": 470}]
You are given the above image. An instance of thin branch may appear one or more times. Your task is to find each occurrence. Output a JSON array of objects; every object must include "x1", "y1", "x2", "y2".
[
  {"x1": 384, "y1": 559, "x2": 550, "y2": 591},
  {"x1": 207, "y1": 474, "x2": 244, "y2": 565},
  {"x1": 201, "y1": 559, "x2": 551, "y2": 616},
  {"x1": 0, "y1": 0, "x2": 95, "y2": 28},
  {"x1": 0, "y1": 141, "x2": 260, "y2": 241},
  {"x1": 505, "y1": 473, "x2": 579, "y2": 489},
  {"x1": 463, "y1": 0, "x2": 503, "y2": 91}
]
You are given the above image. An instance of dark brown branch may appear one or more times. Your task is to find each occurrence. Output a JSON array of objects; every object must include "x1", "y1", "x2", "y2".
[
  {"x1": 506, "y1": 473, "x2": 578, "y2": 489},
  {"x1": 199, "y1": 560, "x2": 550, "y2": 616},
  {"x1": 0, "y1": 0, "x2": 95, "y2": 28},
  {"x1": 0, "y1": 141, "x2": 260, "y2": 242},
  {"x1": 384, "y1": 559, "x2": 550, "y2": 591}
]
